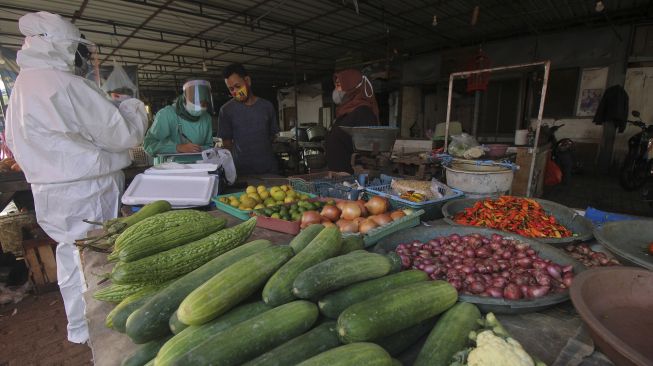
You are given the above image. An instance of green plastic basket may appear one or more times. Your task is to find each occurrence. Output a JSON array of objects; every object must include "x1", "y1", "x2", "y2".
[
  {"x1": 212, "y1": 191, "x2": 316, "y2": 220},
  {"x1": 344, "y1": 209, "x2": 425, "y2": 247}
]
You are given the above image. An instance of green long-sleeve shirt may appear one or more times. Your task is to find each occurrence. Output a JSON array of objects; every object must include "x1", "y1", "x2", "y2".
[{"x1": 143, "y1": 105, "x2": 213, "y2": 156}]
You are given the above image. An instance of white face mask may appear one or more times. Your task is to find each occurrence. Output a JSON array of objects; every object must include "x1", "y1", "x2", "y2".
[
  {"x1": 185, "y1": 101, "x2": 206, "y2": 116},
  {"x1": 332, "y1": 89, "x2": 346, "y2": 105}
]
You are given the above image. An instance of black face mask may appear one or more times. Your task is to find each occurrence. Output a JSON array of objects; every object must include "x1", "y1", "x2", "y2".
[{"x1": 74, "y1": 35, "x2": 90, "y2": 68}]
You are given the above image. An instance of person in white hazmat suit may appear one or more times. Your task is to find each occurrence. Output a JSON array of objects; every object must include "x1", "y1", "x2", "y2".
[{"x1": 5, "y1": 12, "x2": 148, "y2": 343}]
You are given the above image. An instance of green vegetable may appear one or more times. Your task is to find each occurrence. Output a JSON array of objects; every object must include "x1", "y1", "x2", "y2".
[
  {"x1": 338, "y1": 235, "x2": 365, "y2": 255},
  {"x1": 93, "y1": 282, "x2": 153, "y2": 303},
  {"x1": 263, "y1": 227, "x2": 342, "y2": 306},
  {"x1": 337, "y1": 281, "x2": 458, "y2": 343},
  {"x1": 106, "y1": 283, "x2": 168, "y2": 332},
  {"x1": 289, "y1": 224, "x2": 324, "y2": 254},
  {"x1": 117, "y1": 210, "x2": 226, "y2": 262},
  {"x1": 178, "y1": 245, "x2": 294, "y2": 325},
  {"x1": 414, "y1": 302, "x2": 480, "y2": 366},
  {"x1": 155, "y1": 302, "x2": 272, "y2": 366},
  {"x1": 296, "y1": 342, "x2": 393, "y2": 366},
  {"x1": 121, "y1": 335, "x2": 172, "y2": 366},
  {"x1": 318, "y1": 270, "x2": 428, "y2": 319},
  {"x1": 293, "y1": 251, "x2": 400, "y2": 299},
  {"x1": 168, "y1": 311, "x2": 187, "y2": 335},
  {"x1": 374, "y1": 319, "x2": 436, "y2": 357},
  {"x1": 242, "y1": 321, "x2": 341, "y2": 366},
  {"x1": 125, "y1": 238, "x2": 271, "y2": 344},
  {"x1": 173, "y1": 301, "x2": 318, "y2": 366},
  {"x1": 111, "y1": 217, "x2": 257, "y2": 284}
]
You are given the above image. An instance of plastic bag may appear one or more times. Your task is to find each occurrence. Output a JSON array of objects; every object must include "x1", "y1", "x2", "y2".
[
  {"x1": 101, "y1": 60, "x2": 138, "y2": 97},
  {"x1": 200, "y1": 148, "x2": 236, "y2": 185},
  {"x1": 448, "y1": 133, "x2": 483, "y2": 158},
  {"x1": 544, "y1": 159, "x2": 562, "y2": 186}
]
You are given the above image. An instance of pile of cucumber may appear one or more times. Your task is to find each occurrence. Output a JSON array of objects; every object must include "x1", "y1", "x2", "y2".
[{"x1": 94, "y1": 211, "x2": 489, "y2": 366}]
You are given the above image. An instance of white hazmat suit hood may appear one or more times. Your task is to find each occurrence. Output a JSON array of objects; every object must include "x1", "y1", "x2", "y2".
[{"x1": 6, "y1": 12, "x2": 148, "y2": 344}]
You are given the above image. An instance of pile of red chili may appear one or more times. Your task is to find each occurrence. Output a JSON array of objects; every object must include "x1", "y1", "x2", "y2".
[{"x1": 453, "y1": 196, "x2": 573, "y2": 238}]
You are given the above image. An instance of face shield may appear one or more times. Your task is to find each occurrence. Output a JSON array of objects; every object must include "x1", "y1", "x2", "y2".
[
  {"x1": 73, "y1": 36, "x2": 99, "y2": 82},
  {"x1": 183, "y1": 80, "x2": 213, "y2": 115}
]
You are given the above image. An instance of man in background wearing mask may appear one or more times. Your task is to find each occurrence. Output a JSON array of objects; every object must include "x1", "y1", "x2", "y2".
[
  {"x1": 6, "y1": 12, "x2": 148, "y2": 343},
  {"x1": 143, "y1": 80, "x2": 214, "y2": 155},
  {"x1": 218, "y1": 63, "x2": 279, "y2": 175},
  {"x1": 325, "y1": 68, "x2": 379, "y2": 173}
]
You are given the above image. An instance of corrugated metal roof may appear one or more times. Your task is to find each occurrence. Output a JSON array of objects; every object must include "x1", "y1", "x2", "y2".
[{"x1": 0, "y1": 0, "x2": 650, "y2": 96}]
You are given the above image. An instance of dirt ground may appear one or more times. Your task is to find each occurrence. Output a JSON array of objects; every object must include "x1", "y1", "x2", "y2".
[{"x1": 0, "y1": 290, "x2": 92, "y2": 366}]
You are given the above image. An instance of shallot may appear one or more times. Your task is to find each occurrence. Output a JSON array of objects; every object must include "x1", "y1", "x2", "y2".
[{"x1": 394, "y1": 233, "x2": 575, "y2": 300}]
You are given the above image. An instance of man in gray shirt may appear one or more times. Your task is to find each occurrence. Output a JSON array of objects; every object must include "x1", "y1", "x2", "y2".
[{"x1": 218, "y1": 63, "x2": 279, "y2": 175}]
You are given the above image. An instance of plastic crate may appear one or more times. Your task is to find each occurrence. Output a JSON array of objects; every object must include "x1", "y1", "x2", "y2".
[
  {"x1": 212, "y1": 190, "x2": 316, "y2": 220},
  {"x1": 288, "y1": 171, "x2": 355, "y2": 194},
  {"x1": 343, "y1": 209, "x2": 425, "y2": 247},
  {"x1": 364, "y1": 175, "x2": 464, "y2": 220}
]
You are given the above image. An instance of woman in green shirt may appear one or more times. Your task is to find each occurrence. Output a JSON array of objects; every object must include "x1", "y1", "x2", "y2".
[{"x1": 144, "y1": 80, "x2": 214, "y2": 156}]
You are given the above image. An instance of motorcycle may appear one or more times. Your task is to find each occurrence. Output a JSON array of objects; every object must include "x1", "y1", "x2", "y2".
[
  {"x1": 619, "y1": 111, "x2": 653, "y2": 191},
  {"x1": 545, "y1": 124, "x2": 579, "y2": 185}
]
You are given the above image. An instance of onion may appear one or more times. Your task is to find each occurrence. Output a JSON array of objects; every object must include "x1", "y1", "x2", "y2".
[
  {"x1": 492, "y1": 277, "x2": 507, "y2": 288},
  {"x1": 546, "y1": 264, "x2": 562, "y2": 280},
  {"x1": 335, "y1": 200, "x2": 348, "y2": 211},
  {"x1": 562, "y1": 273, "x2": 573, "y2": 288},
  {"x1": 300, "y1": 210, "x2": 322, "y2": 229},
  {"x1": 515, "y1": 257, "x2": 532, "y2": 269},
  {"x1": 487, "y1": 287, "x2": 503, "y2": 298},
  {"x1": 321, "y1": 219, "x2": 336, "y2": 228},
  {"x1": 341, "y1": 202, "x2": 362, "y2": 220},
  {"x1": 320, "y1": 205, "x2": 341, "y2": 222},
  {"x1": 358, "y1": 219, "x2": 379, "y2": 234},
  {"x1": 534, "y1": 271, "x2": 552, "y2": 286},
  {"x1": 503, "y1": 283, "x2": 522, "y2": 300},
  {"x1": 339, "y1": 220, "x2": 359, "y2": 233},
  {"x1": 355, "y1": 200, "x2": 368, "y2": 217},
  {"x1": 371, "y1": 213, "x2": 392, "y2": 226},
  {"x1": 469, "y1": 281, "x2": 485, "y2": 294},
  {"x1": 399, "y1": 255, "x2": 411, "y2": 268},
  {"x1": 365, "y1": 196, "x2": 389, "y2": 215},
  {"x1": 527, "y1": 285, "x2": 550, "y2": 298},
  {"x1": 390, "y1": 210, "x2": 406, "y2": 220}
]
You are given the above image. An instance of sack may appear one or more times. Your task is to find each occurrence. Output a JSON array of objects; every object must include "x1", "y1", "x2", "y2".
[{"x1": 544, "y1": 159, "x2": 562, "y2": 186}]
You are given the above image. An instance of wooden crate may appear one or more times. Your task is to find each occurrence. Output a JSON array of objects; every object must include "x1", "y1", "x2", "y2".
[{"x1": 22, "y1": 237, "x2": 58, "y2": 293}]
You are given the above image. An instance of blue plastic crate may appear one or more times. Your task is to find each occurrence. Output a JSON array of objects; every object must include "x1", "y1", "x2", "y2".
[
  {"x1": 364, "y1": 175, "x2": 464, "y2": 220},
  {"x1": 288, "y1": 171, "x2": 355, "y2": 194}
]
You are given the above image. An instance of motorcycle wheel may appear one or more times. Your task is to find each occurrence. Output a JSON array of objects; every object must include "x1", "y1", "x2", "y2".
[{"x1": 619, "y1": 158, "x2": 648, "y2": 191}]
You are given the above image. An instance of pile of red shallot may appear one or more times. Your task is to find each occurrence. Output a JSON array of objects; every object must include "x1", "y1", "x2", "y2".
[
  {"x1": 395, "y1": 233, "x2": 574, "y2": 300},
  {"x1": 564, "y1": 243, "x2": 620, "y2": 267}
]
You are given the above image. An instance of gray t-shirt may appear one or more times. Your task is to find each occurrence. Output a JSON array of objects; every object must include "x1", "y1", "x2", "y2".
[{"x1": 218, "y1": 98, "x2": 279, "y2": 175}]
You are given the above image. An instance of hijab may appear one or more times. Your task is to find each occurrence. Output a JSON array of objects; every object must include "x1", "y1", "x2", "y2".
[{"x1": 334, "y1": 68, "x2": 379, "y2": 121}]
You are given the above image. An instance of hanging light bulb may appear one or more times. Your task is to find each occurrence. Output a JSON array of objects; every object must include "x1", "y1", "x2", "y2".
[
  {"x1": 595, "y1": 0, "x2": 605, "y2": 12},
  {"x1": 202, "y1": 61, "x2": 207, "y2": 72}
]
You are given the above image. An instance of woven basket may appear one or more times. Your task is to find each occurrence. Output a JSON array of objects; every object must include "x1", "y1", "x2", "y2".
[
  {"x1": 129, "y1": 146, "x2": 151, "y2": 166},
  {"x1": 0, "y1": 211, "x2": 37, "y2": 256}
]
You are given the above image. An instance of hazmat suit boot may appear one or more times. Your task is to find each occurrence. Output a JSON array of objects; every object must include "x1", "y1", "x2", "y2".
[{"x1": 56, "y1": 242, "x2": 89, "y2": 344}]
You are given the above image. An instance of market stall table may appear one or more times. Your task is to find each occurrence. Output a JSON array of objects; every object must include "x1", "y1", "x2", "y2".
[{"x1": 81, "y1": 213, "x2": 616, "y2": 366}]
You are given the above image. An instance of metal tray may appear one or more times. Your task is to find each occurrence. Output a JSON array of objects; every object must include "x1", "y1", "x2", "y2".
[
  {"x1": 593, "y1": 219, "x2": 653, "y2": 270},
  {"x1": 441, "y1": 197, "x2": 594, "y2": 245},
  {"x1": 373, "y1": 225, "x2": 585, "y2": 314}
]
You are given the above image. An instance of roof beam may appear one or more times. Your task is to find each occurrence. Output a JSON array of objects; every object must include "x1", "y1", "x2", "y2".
[
  {"x1": 103, "y1": 0, "x2": 176, "y2": 62},
  {"x1": 71, "y1": 0, "x2": 90, "y2": 24}
]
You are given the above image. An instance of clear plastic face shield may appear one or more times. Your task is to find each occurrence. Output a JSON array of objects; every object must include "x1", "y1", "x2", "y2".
[{"x1": 183, "y1": 80, "x2": 213, "y2": 116}]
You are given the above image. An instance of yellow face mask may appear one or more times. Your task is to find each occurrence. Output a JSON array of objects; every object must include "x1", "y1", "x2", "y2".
[{"x1": 232, "y1": 85, "x2": 248, "y2": 102}]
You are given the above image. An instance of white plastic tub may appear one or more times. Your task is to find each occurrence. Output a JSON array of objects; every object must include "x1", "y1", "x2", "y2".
[{"x1": 445, "y1": 162, "x2": 514, "y2": 198}]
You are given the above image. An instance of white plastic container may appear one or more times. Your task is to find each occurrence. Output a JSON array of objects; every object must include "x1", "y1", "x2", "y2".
[
  {"x1": 445, "y1": 162, "x2": 514, "y2": 198},
  {"x1": 122, "y1": 174, "x2": 217, "y2": 207},
  {"x1": 515, "y1": 129, "x2": 529, "y2": 145}
]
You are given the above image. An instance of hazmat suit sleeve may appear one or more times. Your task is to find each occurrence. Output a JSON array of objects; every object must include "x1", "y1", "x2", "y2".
[
  {"x1": 143, "y1": 107, "x2": 180, "y2": 156},
  {"x1": 64, "y1": 79, "x2": 148, "y2": 152}
]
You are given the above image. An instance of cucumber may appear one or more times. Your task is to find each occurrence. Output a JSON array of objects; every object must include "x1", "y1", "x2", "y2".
[
  {"x1": 105, "y1": 283, "x2": 168, "y2": 332},
  {"x1": 173, "y1": 300, "x2": 318, "y2": 366},
  {"x1": 337, "y1": 281, "x2": 458, "y2": 343},
  {"x1": 112, "y1": 217, "x2": 257, "y2": 284},
  {"x1": 155, "y1": 301, "x2": 272, "y2": 366},
  {"x1": 290, "y1": 224, "x2": 325, "y2": 254},
  {"x1": 296, "y1": 342, "x2": 393, "y2": 366},
  {"x1": 318, "y1": 270, "x2": 428, "y2": 319},
  {"x1": 178, "y1": 245, "x2": 294, "y2": 325},
  {"x1": 374, "y1": 319, "x2": 436, "y2": 357},
  {"x1": 125, "y1": 239, "x2": 271, "y2": 344},
  {"x1": 242, "y1": 321, "x2": 341, "y2": 366},
  {"x1": 121, "y1": 335, "x2": 172, "y2": 366},
  {"x1": 168, "y1": 311, "x2": 187, "y2": 335},
  {"x1": 338, "y1": 235, "x2": 364, "y2": 255},
  {"x1": 292, "y1": 251, "x2": 400, "y2": 299},
  {"x1": 117, "y1": 210, "x2": 226, "y2": 262},
  {"x1": 413, "y1": 302, "x2": 481, "y2": 366},
  {"x1": 263, "y1": 227, "x2": 342, "y2": 306}
]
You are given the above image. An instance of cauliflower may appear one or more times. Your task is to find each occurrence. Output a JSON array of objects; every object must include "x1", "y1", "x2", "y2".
[{"x1": 467, "y1": 330, "x2": 535, "y2": 366}]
